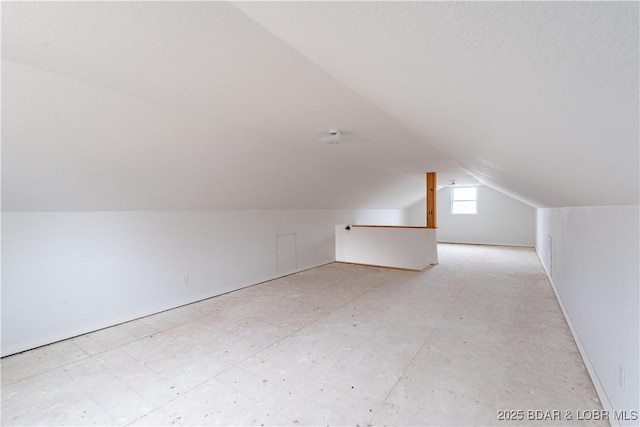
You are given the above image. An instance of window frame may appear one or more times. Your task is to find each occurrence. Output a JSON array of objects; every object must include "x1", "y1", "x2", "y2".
[{"x1": 451, "y1": 186, "x2": 478, "y2": 215}]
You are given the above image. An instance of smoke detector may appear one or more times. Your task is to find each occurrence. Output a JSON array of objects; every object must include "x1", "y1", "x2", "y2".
[{"x1": 318, "y1": 130, "x2": 347, "y2": 145}]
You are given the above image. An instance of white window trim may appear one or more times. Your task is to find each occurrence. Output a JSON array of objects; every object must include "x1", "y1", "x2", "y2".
[{"x1": 451, "y1": 187, "x2": 478, "y2": 215}]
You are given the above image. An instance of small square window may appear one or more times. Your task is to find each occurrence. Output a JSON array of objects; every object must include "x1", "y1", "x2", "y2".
[{"x1": 452, "y1": 187, "x2": 477, "y2": 214}]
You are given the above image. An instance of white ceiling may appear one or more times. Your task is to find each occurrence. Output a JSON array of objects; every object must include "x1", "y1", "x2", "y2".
[{"x1": 2, "y1": 1, "x2": 638, "y2": 211}]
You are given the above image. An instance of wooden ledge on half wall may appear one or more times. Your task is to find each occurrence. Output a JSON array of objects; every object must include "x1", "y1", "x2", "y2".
[{"x1": 351, "y1": 225, "x2": 437, "y2": 229}]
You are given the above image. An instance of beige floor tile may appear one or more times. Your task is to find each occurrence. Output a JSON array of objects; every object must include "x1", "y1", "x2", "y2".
[
  {"x1": 159, "y1": 377, "x2": 279, "y2": 426},
  {"x1": 93, "y1": 348, "x2": 184, "y2": 406},
  {"x1": 198, "y1": 312, "x2": 291, "y2": 346},
  {"x1": 137, "y1": 308, "x2": 194, "y2": 331},
  {"x1": 1, "y1": 366, "x2": 115, "y2": 426},
  {"x1": 1, "y1": 339, "x2": 88, "y2": 385},
  {"x1": 127, "y1": 407, "x2": 178, "y2": 426},
  {"x1": 114, "y1": 319, "x2": 160, "y2": 339},
  {"x1": 63, "y1": 357, "x2": 157, "y2": 425},
  {"x1": 72, "y1": 326, "x2": 140, "y2": 356}
]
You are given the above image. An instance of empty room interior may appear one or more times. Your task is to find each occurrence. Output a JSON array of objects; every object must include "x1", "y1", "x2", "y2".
[{"x1": 1, "y1": 2, "x2": 638, "y2": 426}]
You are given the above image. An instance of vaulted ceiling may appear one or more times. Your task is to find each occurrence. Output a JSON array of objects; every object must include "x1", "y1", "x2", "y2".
[{"x1": 2, "y1": 1, "x2": 638, "y2": 211}]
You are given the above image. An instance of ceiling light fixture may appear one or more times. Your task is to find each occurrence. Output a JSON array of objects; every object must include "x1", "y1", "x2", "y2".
[{"x1": 319, "y1": 130, "x2": 344, "y2": 145}]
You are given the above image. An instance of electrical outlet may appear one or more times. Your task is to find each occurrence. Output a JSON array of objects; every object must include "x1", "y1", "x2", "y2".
[
  {"x1": 618, "y1": 365, "x2": 625, "y2": 388},
  {"x1": 183, "y1": 274, "x2": 190, "y2": 284},
  {"x1": 619, "y1": 365, "x2": 625, "y2": 388}
]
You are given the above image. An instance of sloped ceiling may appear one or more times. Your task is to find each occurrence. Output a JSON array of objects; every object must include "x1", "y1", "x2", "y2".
[
  {"x1": 234, "y1": 1, "x2": 639, "y2": 208},
  {"x1": 2, "y1": 1, "x2": 638, "y2": 211}
]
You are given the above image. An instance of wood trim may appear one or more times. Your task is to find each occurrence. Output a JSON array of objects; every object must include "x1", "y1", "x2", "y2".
[
  {"x1": 426, "y1": 172, "x2": 437, "y2": 228},
  {"x1": 351, "y1": 225, "x2": 430, "y2": 229},
  {"x1": 334, "y1": 261, "x2": 422, "y2": 272}
]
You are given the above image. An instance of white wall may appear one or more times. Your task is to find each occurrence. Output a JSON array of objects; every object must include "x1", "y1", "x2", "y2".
[
  {"x1": 353, "y1": 209, "x2": 406, "y2": 226},
  {"x1": 1, "y1": 209, "x2": 390, "y2": 356},
  {"x1": 536, "y1": 205, "x2": 639, "y2": 425},
  {"x1": 404, "y1": 185, "x2": 535, "y2": 246},
  {"x1": 335, "y1": 225, "x2": 438, "y2": 270},
  {"x1": 404, "y1": 198, "x2": 426, "y2": 227}
]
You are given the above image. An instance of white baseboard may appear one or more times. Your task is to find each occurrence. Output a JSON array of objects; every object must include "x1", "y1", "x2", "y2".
[{"x1": 535, "y1": 250, "x2": 618, "y2": 427}]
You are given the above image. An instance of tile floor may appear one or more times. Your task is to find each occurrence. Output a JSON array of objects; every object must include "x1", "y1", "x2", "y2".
[{"x1": 1, "y1": 244, "x2": 604, "y2": 426}]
